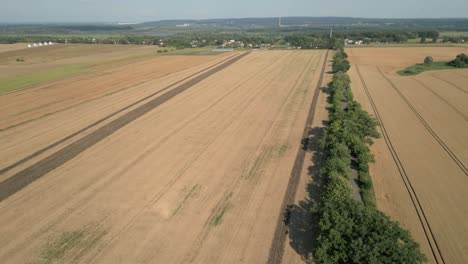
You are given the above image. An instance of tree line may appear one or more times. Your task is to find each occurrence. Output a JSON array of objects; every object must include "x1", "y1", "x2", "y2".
[
  {"x1": 0, "y1": 29, "x2": 447, "y2": 48},
  {"x1": 311, "y1": 50, "x2": 427, "y2": 263}
]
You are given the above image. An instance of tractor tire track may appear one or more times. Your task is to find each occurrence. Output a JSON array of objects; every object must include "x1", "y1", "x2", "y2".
[
  {"x1": 228, "y1": 51, "x2": 322, "y2": 263},
  {"x1": 1, "y1": 53, "x2": 274, "y2": 258},
  {"x1": 159, "y1": 52, "x2": 302, "y2": 263},
  {"x1": 377, "y1": 67, "x2": 468, "y2": 177},
  {"x1": 267, "y1": 50, "x2": 329, "y2": 264},
  {"x1": 0, "y1": 52, "x2": 250, "y2": 202},
  {"x1": 410, "y1": 77, "x2": 468, "y2": 122},
  {"x1": 430, "y1": 73, "x2": 468, "y2": 94},
  {"x1": 356, "y1": 65, "x2": 446, "y2": 264},
  {"x1": 86, "y1": 51, "x2": 293, "y2": 264},
  {"x1": 191, "y1": 51, "x2": 321, "y2": 263}
]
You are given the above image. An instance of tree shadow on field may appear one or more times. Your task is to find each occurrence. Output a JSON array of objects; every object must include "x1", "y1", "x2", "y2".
[{"x1": 287, "y1": 123, "x2": 327, "y2": 261}]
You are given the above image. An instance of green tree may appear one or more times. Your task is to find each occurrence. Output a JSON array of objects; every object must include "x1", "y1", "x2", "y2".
[
  {"x1": 332, "y1": 59, "x2": 351, "y2": 73},
  {"x1": 315, "y1": 200, "x2": 427, "y2": 264},
  {"x1": 424, "y1": 56, "x2": 433, "y2": 67},
  {"x1": 449, "y1": 54, "x2": 468, "y2": 68}
]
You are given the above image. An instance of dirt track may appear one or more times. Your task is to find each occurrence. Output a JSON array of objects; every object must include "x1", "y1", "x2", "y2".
[
  {"x1": 0, "y1": 50, "x2": 327, "y2": 263},
  {"x1": 348, "y1": 47, "x2": 468, "y2": 264},
  {"x1": 266, "y1": 50, "x2": 329, "y2": 264}
]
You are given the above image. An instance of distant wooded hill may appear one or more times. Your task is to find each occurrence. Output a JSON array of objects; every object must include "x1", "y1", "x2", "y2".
[{"x1": 137, "y1": 17, "x2": 468, "y2": 29}]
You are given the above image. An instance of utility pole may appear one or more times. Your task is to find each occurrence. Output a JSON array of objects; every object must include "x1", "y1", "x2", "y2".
[
  {"x1": 330, "y1": 26, "x2": 333, "y2": 39},
  {"x1": 278, "y1": 16, "x2": 282, "y2": 28}
]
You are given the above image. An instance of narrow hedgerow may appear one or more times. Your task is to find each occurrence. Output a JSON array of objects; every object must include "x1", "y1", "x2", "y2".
[{"x1": 312, "y1": 50, "x2": 427, "y2": 263}]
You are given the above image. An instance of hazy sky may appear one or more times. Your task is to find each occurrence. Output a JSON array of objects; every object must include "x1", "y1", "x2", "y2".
[{"x1": 1, "y1": 0, "x2": 467, "y2": 23}]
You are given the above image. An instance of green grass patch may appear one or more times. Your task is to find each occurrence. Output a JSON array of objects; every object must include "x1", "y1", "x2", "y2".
[
  {"x1": 163, "y1": 47, "x2": 218, "y2": 56},
  {"x1": 209, "y1": 193, "x2": 232, "y2": 226},
  {"x1": 38, "y1": 225, "x2": 106, "y2": 264},
  {"x1": 0, "y1": 64, "x2": 88, "y2": 94},
  {"x1": 40, "y1": 230, "x2": 85, "y2": 263},
  {"x1": 397, "y1": 61, "x2": 456, "y2": 76},
  {"x1": 210, "y1": 206, "x2": 229, "y2": 226},
  {"x1": 170, "y1": 184, "x2": 201, "y2": 218},
  {"x1": 406, "y1": 38, "x2": 422, "y2": 43},
  {"x1": 440, "y1": 31, "x2": 468, "y2": 37},
  {"x1": 277, "y1": 144, "x2": 288, "y2": 156},
  {"x1": 359, "y1": 172, "x2": 376, "y2": 207}
]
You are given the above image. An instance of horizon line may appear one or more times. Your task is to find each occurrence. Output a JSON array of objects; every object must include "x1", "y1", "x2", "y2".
[{"x1": 1, "y1": 16, "x2": 468, "y2": 25}]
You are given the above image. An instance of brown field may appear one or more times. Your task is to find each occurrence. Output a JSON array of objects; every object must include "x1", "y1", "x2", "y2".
[
  {"x1": 0, "y1": 44, "x2": 160, "y2": 78},
  {"x1": 0, "y1": 43, "x2": 30, "y2": 53},
  {"x1": 0, "y1": 49, "x2": 327, "y2": 263},
  {"x1": 347, "y1": 47, "x2": 468, "y2": 264}
]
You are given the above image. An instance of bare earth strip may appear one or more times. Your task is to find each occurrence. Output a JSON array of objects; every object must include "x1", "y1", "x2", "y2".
[
  {"x1": 280, "y1": 52, "x2": 334, "y2": 264},
  {"x1": 0, "y1": 50, "x2": 326, "y2": 263},
  {"x1": 266, "y1": 50, "x2": 329, "y2": 264},
  {"x1": 348, "y1": 47, "x2": 468, "y2": 264}
]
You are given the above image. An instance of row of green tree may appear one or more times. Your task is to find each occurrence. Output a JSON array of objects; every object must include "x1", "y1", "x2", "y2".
[
  {"x1": 312, "y1": 50, "x2": 427, "y2": 263},
  {"x1": 326, "y1": 51, "x2": 378, "y2": 206}
]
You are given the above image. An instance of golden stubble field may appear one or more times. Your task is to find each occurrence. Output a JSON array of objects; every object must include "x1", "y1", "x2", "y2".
[
  {"x1": 0, "y1": 47, "x2": 327, "y2": 263},
  {"x1": 347, "y1": 47, "x2": 468, "y2": 264},
  {"x1": 0, "y1": 44, "x2": 158, "y2": 77}
]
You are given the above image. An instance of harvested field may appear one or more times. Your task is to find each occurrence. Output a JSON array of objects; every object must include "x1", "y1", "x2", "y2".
[
  {"x1": 0, "y1": 44, "x2": 156, "y2": 67},
  {"x1": 0, "y1": 44, "x2": 163, "y2": 93},
  {"x1": 347, "y1": 47, "x2": 468, "y2": 264},
  {"x1": 0, "y1": 43, "x2": 29, "y2": 53},
  {"x1": 0, "y1": 49, "x2": 327, "y2": 263}
]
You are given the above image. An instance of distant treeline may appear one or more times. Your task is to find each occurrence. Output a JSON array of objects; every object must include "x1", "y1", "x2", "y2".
[
  {"x1": 449, "y1": 53, "x2": 468, "y2": 68},
  {"x1": 0, "y1": 29, "x2": 466, "y2": 47},
  {"x1": 137, "y1": 17, "x2": 468, "y2": 30}
]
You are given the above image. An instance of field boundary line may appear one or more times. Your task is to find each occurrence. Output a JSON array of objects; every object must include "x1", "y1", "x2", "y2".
[
  {"x1": 377, "y1": 67, "x2": 468, "y2": 177},
  {"x1": 410, "y1": 77, "x2": 468, "y2": 122},
  {"x1": 356, "y1": 65, "x2": 445, "y2": 264},
  {"x1": 0, "y1": 52, "x2": 250, "y2": 202},
  {"x1": 266, "y1": 50, "x2": 329, "y2": 264},
  {"x1": 0, "y1": 53, "x2": 241, "y2": 176}
]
